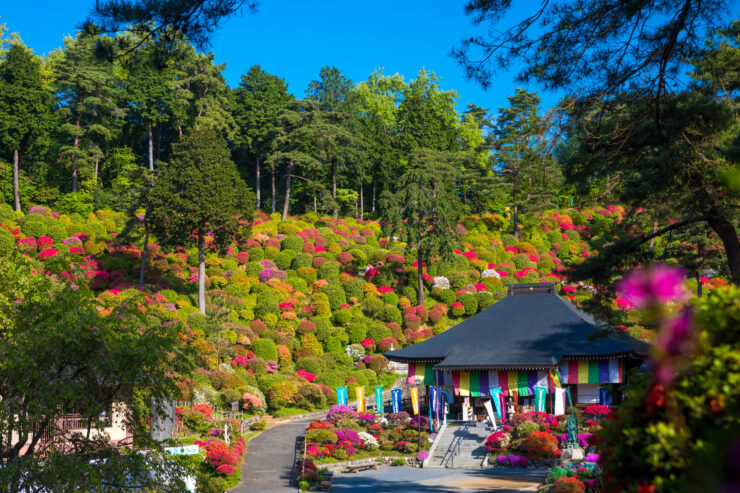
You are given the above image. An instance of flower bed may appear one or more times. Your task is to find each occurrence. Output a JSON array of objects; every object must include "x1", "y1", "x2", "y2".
[{"x1": 300, "y1": 405, "x2": 430, "y2": 466}]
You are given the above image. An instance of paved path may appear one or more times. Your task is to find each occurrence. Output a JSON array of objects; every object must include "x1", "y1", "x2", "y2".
[
  {"x1": 231, "y1": 419, "x2": 312, "y2": 493},
  {"x1": 330, "y1": 466, "x2": 548, "y2": 493}
]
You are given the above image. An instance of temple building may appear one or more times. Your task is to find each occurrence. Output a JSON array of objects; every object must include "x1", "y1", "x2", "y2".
[{"x1": 384, "y1": 283, "x2": 649, "y2": 418}]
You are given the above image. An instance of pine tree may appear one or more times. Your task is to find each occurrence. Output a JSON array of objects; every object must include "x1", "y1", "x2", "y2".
[
  {"x1": 231, "y1": 66, "x2": 294, "y2": 211},
  {"x1": 148, "y1": 128, "x2": 254, "y2": 313},
  {"x1": 380, "y1": 151, "x2": 460, "y2": 306},
  {"x1": 0, "y1": 43, "x2": 52, "y2": 210}
]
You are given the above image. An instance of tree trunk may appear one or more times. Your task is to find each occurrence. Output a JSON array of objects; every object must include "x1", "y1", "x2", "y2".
[
  {"x1": 512, "y1": 172, "x2": 519, "y2": 239},
  {"x1": 255, "y1": 156, "x2": 261, "y2": 210},
  {"x1": 271, "y1": 167, "x2": 276, "y2": 214},
  {"x1": 148, "y1": 121, "x2": 154, "y2": 171},
  {"x1": 648, "y1": 219, "x2": 658, "y2": 252},
  {"x1": 313, "y1": 193, "x2": 317, "y2": 213},
  {"x1": 359, "y1": 185, "x2": 364, "y2": 220},
  {"x1": 94, "y1": 157, "x2": 99, "y2": 184},
  {"x1": 72, "y1": 113, "x2": 81, "y2": 193},
  {"x1": 706, "y1": 210, "x2": 740, "y2": 284},
  {"x1": 139, "y1": 212, "x2": 150, "y2": 290},
  {"x1": 417, "y1": 248, "x2": 425, "y2": 306},
  {"x1": 282, "y1": 161, "x2": 292, "y2": 220},
  {"x1": 198, "y1": 235, "x2": 206, "y2": 314},
  {"x1": 696, "y1": 243, "x2": 704, "y2": 298},
  {"x1": 332, "y1": 161, "x2": 338, "y2": 218},
  {"x1": 372, "y1": 176, "x2": 377, "y2": 213},
  {"x1": 13, "y1": 149, "x2": 20, "y2": 211}
]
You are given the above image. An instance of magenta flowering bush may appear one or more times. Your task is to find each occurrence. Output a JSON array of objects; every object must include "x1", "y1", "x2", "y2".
[
  {"x1": 333, "y1": 428, "x2": 362, "y2": 445},
  {"x1": 38, "y1": 248, "x2": 57, "y2": 260},
  {"x1": 326, "y1": 404, "x2": 357, "y2": 423},
  {"x1": 357, "y1": 413, "x2": 377, "y2": 425},
  {"x1": 617, "y1": 264, "x2": 688, "y2": 308},
  {"x1": 259, "y1": 268, "x2": 286, "y2": 282}
]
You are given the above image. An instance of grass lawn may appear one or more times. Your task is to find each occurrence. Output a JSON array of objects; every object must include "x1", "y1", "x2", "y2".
[{"x1": 272, "y1": 407, "x2": 312, "y2": 418}]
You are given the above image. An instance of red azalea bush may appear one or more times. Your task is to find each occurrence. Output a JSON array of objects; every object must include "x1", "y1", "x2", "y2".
[
  {"x1": 192, "y1": 403, "x2": 213, "y2": 421},
  {"x1": 552, "y1": 476, "x2": 586, "y2": 493},
  {"x1": 451, "y1": 302, "x2": 465, "y2": 316},
  {"x1": 522, "y1": 431, "x2": 561, "y2": 459},
  {"x1": 485, "y1": 431, "x2": 511, "y2": 451},
  {"x1": 583, "y1": 404, "x2": 611, "y2": 417}
]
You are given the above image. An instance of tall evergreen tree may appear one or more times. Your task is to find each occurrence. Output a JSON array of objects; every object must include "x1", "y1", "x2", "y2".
[
  {"x1": 354, "y1": 70, "x2": 408, "y2": 213},
  {"x1": 147, "y1": 128, "x2": 254, "y2": 314},
  {"x1": 231, "y1": 66, "x2": 293, "y2": 211},
  {"x1": 53, "y1": 33, "x2": 124, "y2": 193},
  {"x1": 307, "y1": 66, "x2": 353, "y2": 112},
  {"x1": 380, "y1": 151, "x2": 460, "y2": 306},
  {"x1": 494, "y1": 89, "x2": 557, "y2": 237},
  {"x1": 0, "y1": 43, "x2": 51, "y2": 211}
]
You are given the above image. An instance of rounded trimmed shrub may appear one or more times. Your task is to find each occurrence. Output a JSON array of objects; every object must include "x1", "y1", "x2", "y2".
[{"x1": 252, "y1": 338, "x2": 278, "y2": 362}]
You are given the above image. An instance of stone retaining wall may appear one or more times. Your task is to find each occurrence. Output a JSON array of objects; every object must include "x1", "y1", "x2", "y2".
[{"x1": 318, "y1": 456, "x2": 419, "y2": 474}]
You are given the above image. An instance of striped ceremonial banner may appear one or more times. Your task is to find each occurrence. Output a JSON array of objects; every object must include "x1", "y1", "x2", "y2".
[
  {"x1": 508, "y1": 371, "x2": 518, "y2": 394},
  {"x1": 443, "y1": 370, "x2": 453, "y2": 386},
  {"x1": 568, "y1": 361, "x2": 579, "y2": 384},
  {"x1": 536, "y1": 371, "x2": 549, "y2": 390},
  {"x1": 452, "y1": 371, "x2": 461, "y2": 396},
  {"x1": 559, "y1": 363, "x2": 568, "y2": 384},
  {"x1": 559, "y1": 358, "x2": 623, "y2": 384},
  {"x1": 488, "y1": 371, "x2": 499, "y2": 394},
  {"x1": 470, "y1": 371, "x2": 481, "y2": 397},
  {"x1": 424, "y1": 363, "x2": 434, "y2": 385},
  {"x1": 499, "y1": 370, "x2": 509, "y2": 395},
  {"x1": 479, "y1": 371, "x2": 490, "y2": 396},
  {"x1": 609, "y1": 358, "x2": 623, "y2": 383},
  {"x1": 459, "y1": 371, "x2": 471, "y2": 397},
  {"x1": 588, "y1": 360, "x2": 599, "y2": 384},
  {"x1": 527, "y1": 371, "x2": 538, "y2": 396},
  {"x1": 407, "y1": 362, "x2": 416, "y2": 385},
  {"x1": 518, "y1": 371, "x2": 529, "y2": 396}
]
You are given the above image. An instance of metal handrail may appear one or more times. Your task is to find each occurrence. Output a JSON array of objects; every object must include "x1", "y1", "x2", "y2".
[{"x1": 440, "y1": 414, "x2": 475, "y2": 468}]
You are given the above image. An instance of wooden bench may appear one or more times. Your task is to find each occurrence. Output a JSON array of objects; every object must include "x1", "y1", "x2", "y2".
[{"x1": 343, "y1": 463, "x2": 379, "y2": 473}]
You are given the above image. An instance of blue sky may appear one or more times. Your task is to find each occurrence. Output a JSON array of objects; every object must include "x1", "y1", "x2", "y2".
[{"x1": 1, "y1": 1, "x2": 560, "y2": 115}]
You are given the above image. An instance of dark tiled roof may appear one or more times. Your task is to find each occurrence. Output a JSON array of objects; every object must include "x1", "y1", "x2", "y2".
[{"x1": 384, "y1": 287, "x2": 650, "y2": 370}]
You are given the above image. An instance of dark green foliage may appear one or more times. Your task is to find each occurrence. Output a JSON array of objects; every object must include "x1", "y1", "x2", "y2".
[
  {"x1": 254, "y1": 290, "x2": 279, "y2": 319},
  {"x1": 343, "y1": 277, "x2": 366, "y2": 300},
  {"x1": 458, "y1": 293, "x2": 478, "y2": 315},
  {"x1": 20, "y1": 215, "x2": 47, "y2": 238},
  {"x1": 333, "y1": 309, "x2": 352, "y2": 325},
  {"x1": 476, "y1": 292, "x2": 495, "y2": 311},
  {"x1": 313, "y1": 317, "x2": 332, "y2": 341},
  {"x1": 438, "y1": 288, "x2": 456, "y2": 306},
  {"x1": 321, "y1": 282, "x2": 346, "y2": 310},
  {"x1": 318, "y1": 261, "x2": 340, "y2": 281},
  {"x1": 379, "y1": 305, "x2": 402, "y2": 325},
  {"x1": 347, "y1": 320, "x2": 368, "y2": 344},
  {"x1": 275, "y1": 249, "x2": 296, "y2": 270},
  {"x1": 252, "y1": 338, "x2": 278, "y2": 362},
  {"x1": 366, "y1": 322, "x2": 392, "y2": 343},
  {"x1": 0, "y1": 43, "x2": 52, "y2": 210},
  {"x1": 0, "y1": 228, "x2": 14, "y2": 255},
  {"x1": 381, "y1": 291, "x2": 399, "y2": 307},
  {"x1": 295, "y1": 357, "x2": 322, "y2": 375},
  {"x1": 292, "y1": 252, "x2": 313, "y2": 269},
  {"x1": 281, "y1": 235, "x2": 304, "y2": 252}
]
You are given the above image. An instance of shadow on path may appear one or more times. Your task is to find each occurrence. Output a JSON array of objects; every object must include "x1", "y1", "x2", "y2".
[
  {"x1": 231, "y1": 419, "x2": 313, "y2": 493},
  {"x1": 330, "y1": 466, "x2": 548, "y2": 493}
]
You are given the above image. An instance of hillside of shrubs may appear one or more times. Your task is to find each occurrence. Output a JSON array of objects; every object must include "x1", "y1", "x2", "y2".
[{"x1": 0, "y1": 201, "x2": 727, "y2": 417}]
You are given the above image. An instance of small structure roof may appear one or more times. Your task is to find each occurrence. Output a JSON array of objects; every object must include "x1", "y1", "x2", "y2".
[{"x1": 384, "y1": 283, "x2": 650, "y2": 370}]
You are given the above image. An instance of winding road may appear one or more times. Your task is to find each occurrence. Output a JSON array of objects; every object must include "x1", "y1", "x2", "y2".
[{"x1": 231, "y1": 419, "x2": 312, "y2": 493}]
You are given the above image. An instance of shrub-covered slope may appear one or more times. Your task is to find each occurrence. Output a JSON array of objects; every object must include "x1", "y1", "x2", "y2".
[{"x1": 0, "y1": 203, "x2": 726, "y2": 413}]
